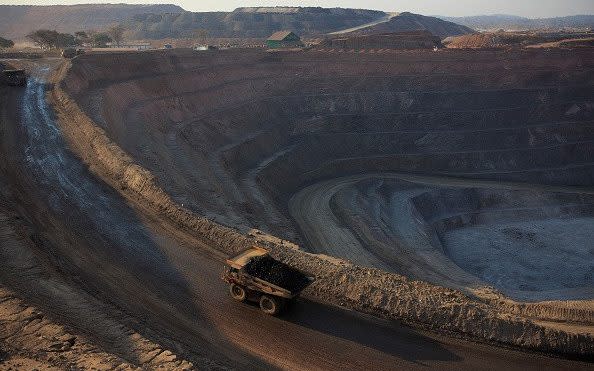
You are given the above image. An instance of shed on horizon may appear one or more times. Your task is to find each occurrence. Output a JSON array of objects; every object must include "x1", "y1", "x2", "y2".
[{"x1": 266, "y1": 31, "x2": 303, "y2": 49}]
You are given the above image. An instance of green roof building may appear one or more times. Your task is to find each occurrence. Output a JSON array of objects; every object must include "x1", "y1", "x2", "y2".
[{"x1": 266, "y1": 31, "x2": 303, "y2": 49}]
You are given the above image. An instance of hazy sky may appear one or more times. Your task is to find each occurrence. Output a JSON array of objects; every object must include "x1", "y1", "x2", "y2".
[{"x1": 1, "y1": 0, "x2": 593, "y2": 18}]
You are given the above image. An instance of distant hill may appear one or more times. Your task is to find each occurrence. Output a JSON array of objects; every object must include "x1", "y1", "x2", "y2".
[
  {"x1": 346, "y1": 12, "x2": 474, "y2": 38},
  {"x1": 0, "y1": 5, "x2": 474, "y2": 42},
  {"x1": 0, "y1": 4, "x2": 184, "y2": 40},
  {"x1": 439, "y1": 14, "x2": 594, "y2": 31},
  {"x1": 444, "y1": 31, "x2": 594, "y2": 49},
  {"x1": 124, "y1": 7, "x2": 387, "y2": 39}
]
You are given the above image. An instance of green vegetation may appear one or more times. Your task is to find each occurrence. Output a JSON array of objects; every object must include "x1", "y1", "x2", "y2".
[
  {"x1": 26, "y1": 29, "x2": 76, "y2": 49},
  {"x1": 107, "y1": 25, "x2": 126, "y2": 46},
  {"x1": 74, "y1": 31, "x2": 91, "y2": 45},
  {"x1": 25, "y1": 29, "x2": 116, "y2": 49},
  {"x1": 0, "y1": 36, "x2": 14, "y2": 49},
  {"x1": 92, "y1": 33, "x2": 112, "y2": 48}
]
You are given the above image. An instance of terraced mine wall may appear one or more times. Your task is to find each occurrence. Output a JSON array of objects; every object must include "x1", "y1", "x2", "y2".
[
  {"x1": 61, "y1": 49, "x2": 594, "y2": 235},
  {"x1": 54, "y1": 49, "x2": 594, "y2": 356},
  {"x1": 315, "y1": 174, "x2": 594, "y2": 306},
  {"x1": 413, "y1": 188, "x2": 594, "y2": 234},
  {"x1": 411, "y1": 187, "x2": 594, "y2": 294}
]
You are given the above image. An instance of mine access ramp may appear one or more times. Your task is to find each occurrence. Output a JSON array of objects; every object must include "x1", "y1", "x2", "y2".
[{"x1": 222, "y1": 246, "x2": 313, "y2": 315}]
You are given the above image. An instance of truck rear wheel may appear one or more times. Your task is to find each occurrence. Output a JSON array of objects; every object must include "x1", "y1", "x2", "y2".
[
  {"x1": 259, "y1": 295, "x2": 283, "y2": 315},
  {"x1": 229, "y1": 283, "x2": 246, "y2": 302}
]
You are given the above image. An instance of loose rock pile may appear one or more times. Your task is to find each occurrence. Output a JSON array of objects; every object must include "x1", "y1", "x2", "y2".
[{"x1": 245, "y1": 256, "x2": 311, "y2": 293}]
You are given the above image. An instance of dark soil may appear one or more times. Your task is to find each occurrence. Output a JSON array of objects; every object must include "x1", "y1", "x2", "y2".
[{"x1": 0, "y1": 347, "x2": 8, "y2": 362}]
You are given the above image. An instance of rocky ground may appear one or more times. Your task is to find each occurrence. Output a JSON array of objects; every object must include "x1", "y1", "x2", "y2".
[
  {"x1": 0, "y1": 186, "x2": 195, "y2": 370},
  {"x1": 1, "y1": 46, "x2": 594, "y2": 369},
  {"x1": 56, "y1": 48, "x2": 589, "y2": 353}
]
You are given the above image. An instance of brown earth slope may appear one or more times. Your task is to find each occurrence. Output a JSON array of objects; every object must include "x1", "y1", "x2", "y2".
[
  {"x1": 346, "y1": 12, "x2": 473, "y2": 38},
  {"x1": 320, "y1": 31, "x2": 442, "y2": 50},
  {"x1": 445, "y1": 31, "x2": 594, "y2": 49},
  {"x1": 0, "y1": 4, "x2": 183, "y2": 41},
  {"x1": 123, "y1": 7, "x2": 388, "y2": 39},
  {"x1": 439, "y1": 15, "x2": 594, "y2": 32}
]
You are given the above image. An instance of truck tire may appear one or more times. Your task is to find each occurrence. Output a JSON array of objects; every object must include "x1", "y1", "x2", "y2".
[
  {"x1": 259, "y1": 295, "x2": 283, "y2": 315},
  {"x1": 229, "y1": 283, "x2": 246, "y2": 302}
]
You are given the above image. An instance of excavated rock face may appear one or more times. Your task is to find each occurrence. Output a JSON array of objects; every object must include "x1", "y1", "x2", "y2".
[{"x1": 63, "y1": 48, "x2": 594, "y2": 301}]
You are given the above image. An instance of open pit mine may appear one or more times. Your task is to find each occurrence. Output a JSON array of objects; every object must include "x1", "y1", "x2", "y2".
[
  {"x1": 64, "y1": 48, "x2": 594, "y2": 298},
  {"x1": 1, "y1": 45, "x2": 594, "y2": 369}
]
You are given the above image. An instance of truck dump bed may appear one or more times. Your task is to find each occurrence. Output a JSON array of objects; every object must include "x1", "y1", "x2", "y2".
[
  {"x1": 244, "y1": 255, "x2": 311, "y2": 294},
  {"x1": 225, "y1": 246, "x2": 312, "y2": 298},
  {"x1": 226, "y1": 246, "x2": 268, "y2": 269}
]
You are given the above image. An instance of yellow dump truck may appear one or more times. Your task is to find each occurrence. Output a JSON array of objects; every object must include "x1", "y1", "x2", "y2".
[{"x1": 222, "y1": 246, "x2": 313, "y2": 315}]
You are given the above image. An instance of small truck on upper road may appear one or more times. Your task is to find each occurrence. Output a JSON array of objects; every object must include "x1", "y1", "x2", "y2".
[
  {"x1": 222, "y1": 246, "x2": 313, "y2": 315},
  {"x1": 62, "y1": 47, "x2": 85, "y2": 59}
]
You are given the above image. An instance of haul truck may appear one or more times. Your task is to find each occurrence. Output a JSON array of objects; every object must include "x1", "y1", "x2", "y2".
[{"x1": 222, "y1": 246, "x2": 313, "y2": 315}]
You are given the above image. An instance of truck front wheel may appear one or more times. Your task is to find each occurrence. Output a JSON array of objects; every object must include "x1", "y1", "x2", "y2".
[
  {"x1": 259, "y1": 295, "x2": 283, "y2": 315},
  {"x1": 229, "y1": 283, "x2": 246, "y2": 302}
]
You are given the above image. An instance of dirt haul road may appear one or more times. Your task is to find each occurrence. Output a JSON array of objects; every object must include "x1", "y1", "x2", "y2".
[{"x1": 0, "y1": 60, "x2": 592, "y2": 370}]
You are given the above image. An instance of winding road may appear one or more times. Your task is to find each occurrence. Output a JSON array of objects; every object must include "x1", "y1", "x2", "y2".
[
  {"x1": 329, "y1": 12, "x2": 399, "y2": 35},
  {"x1": 0, "y1": 59, "x2": 591, "y2": 369}
]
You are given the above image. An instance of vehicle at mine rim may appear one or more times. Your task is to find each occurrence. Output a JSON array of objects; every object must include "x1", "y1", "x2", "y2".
[{"x1": 62, "y1": 47, "x2": 85, "y2": 59}]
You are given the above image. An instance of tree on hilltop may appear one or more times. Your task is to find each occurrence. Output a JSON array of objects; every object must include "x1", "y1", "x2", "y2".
[
  {"x1": 92, "y1": 33, "x2": 112, "y2": 48},
  {"x1": 107, "y1": 25, "x2": 126, "y2": 47},
  {"x1": 26, "y1": 30, "x2": 76, "y2": 49},
  {"x1": 0, "y1": 37, "x2": 14, "y2": 49},
  {"x1": 75, "y1": 31, "x2": 91, "y2": 45}
]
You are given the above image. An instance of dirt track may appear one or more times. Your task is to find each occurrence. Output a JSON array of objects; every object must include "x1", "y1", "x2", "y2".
[
  {"x1": 1, "y1": 59, "x2": 592, "y2": 369},
  {"x1": 328, "y1": 12, "x2": 398, "y2": 35}
]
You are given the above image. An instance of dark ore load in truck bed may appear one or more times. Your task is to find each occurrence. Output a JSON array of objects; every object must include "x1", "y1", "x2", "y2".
[{"x1": 244, "y1": 255, "x2": 311, "y2": 294}]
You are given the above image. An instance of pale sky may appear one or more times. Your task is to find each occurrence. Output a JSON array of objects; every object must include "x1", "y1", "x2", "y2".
[{"x1": 1, "y1": 0, "x2": 593, "y2": 18}]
